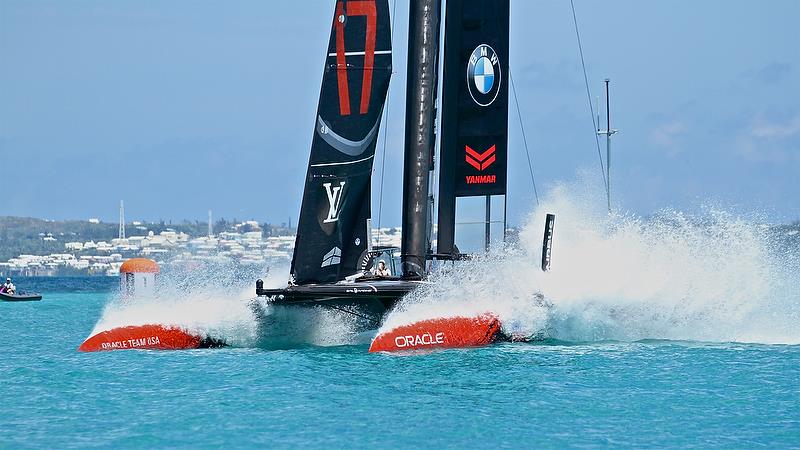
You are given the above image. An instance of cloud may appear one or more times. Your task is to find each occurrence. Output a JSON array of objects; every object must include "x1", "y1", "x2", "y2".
[
  {"x1": 755, "y1": 62, "x2": 792, "y2": 85},
  {"x1": 750, "y1": 115, "x2": 800, "y2": 139},
  {"x1": 735, "y1": 114, "x2": 800, "y2": 163},
  {"x1": 740, "y1": 62, "x2": 793, "y2": 87},
  {"x1": 649, "y1": 121, "x2": 687, "y2": 155}
]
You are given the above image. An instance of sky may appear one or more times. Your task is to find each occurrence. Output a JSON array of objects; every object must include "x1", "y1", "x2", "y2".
[{"x1": 1, "y1": 0, "x2": 799, "y2": 226}]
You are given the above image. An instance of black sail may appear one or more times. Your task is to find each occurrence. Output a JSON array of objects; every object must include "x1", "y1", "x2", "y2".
[
  {"x1": 437, "y1": 0, "x2": 510, "y2": 256},
  {"x1": 291, "y1": 0, "x2": 392, "y2": 284}
]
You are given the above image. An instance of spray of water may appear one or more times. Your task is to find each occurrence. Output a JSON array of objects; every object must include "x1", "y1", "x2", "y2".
[
  {"x1": 91, "y1": 261, "x2": 269, "y2": 347},
  {"x1": 91, "y1": 260, "x2": 371, "y2": 348},
  {"x1": 381, "y1": 175, "x2": 800, "y2": 345},
  {"x1": 92, "y1": 175, "x2": 799, "y2": 347}
]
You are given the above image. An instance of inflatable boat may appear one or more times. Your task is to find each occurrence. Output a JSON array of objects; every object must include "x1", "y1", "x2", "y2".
[{"x1": 0, "y1": 292, "x2": 42, "y2": 302}]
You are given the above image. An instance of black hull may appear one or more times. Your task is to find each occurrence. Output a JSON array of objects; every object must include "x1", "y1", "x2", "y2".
[
  {"x1": 0, "y1": 292, "x2": 42, "y2": 302},
  {"x1": 257, "y1": 278, "x2": 425, "y2": 328}
]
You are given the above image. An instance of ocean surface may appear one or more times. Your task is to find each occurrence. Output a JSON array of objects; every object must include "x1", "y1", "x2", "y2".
[{"x1": 1, "y1": 276, "x2": 799, "y2": 448}]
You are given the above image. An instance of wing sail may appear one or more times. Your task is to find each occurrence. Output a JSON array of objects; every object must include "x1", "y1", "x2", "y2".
[
  {"x1": 291, "y1": 1, "x2": 393, "y2": 284},
  {"x1": 437, "y1": 0, "x2": 510, "y2": 256}
]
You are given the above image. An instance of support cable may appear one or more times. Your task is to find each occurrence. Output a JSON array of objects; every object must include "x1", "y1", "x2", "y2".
[
  {"x1": 570, "y1": 0, "x2": 608, "y2": 195},
  {"x1": 509, "y1": 71, "x2": 540, "y2": 205}
]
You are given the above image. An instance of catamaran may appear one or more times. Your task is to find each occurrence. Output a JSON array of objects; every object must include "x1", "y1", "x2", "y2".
[
  {"x1": 256, "y1": 0, "x2": 543, "y2": 351},
  {"x1": 79, "y1": 0, "x2": 554, "y2": 353}
]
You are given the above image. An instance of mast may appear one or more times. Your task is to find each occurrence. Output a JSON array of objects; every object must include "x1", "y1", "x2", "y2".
[
  {"x1": 401, "y1": 0, "x2": 442, "y2": 279},
  {"x1": 118, "y1": 200, "x2": 125, "y2": 240},
  {"x1": 597, "y1": 78, "x2": 618, "y2": 213}
]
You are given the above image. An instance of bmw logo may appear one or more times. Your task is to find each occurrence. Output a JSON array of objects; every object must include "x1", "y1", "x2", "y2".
[{"x1": 466, "y1": 44, "x2": 502, "y2": 107}]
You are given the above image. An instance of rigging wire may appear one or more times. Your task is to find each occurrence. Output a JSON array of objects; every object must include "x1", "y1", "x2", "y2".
[
  {"x1": 509, "y1": 71, "x2": 540, "y2": 205},
  {"x1": 376, "y1": 0, "x2": 398, "y2": 245},
  {"x1": 569, "y1": 0, "x2": 608, "y2": 196}
]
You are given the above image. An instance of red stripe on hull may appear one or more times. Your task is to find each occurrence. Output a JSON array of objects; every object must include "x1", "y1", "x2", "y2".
[
  {"x1": 78, "y1": 324, "x2": 204, "y2": 352},
  {"x1": 369, "y1": 313, "x2": 502, "y2": 352}
]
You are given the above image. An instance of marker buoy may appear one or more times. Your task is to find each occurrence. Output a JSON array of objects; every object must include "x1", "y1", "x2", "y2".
[
  {"x1": 369, "y1": 313, "x2": 502, "y2": 352},
  {"x1": 119, "y1": 258, "x2": 159, "y2": 298}
]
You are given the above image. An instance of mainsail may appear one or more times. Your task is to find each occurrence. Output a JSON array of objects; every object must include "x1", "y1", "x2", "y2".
[{"x1": 291, "y1": 0, "x2": 393, "y2": 284}]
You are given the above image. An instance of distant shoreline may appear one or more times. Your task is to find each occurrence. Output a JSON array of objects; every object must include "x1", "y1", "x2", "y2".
[{"x1": 0, "y1": 216, "x2": 403, "y2": 277}]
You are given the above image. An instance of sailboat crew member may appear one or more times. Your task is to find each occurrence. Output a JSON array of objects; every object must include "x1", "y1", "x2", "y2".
[{"x1": 374, "y1": 261, "x2": 390, "y2": 277}]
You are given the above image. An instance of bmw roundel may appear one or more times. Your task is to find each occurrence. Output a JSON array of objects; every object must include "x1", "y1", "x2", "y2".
[{"x1": 467, "y1": 44, "x2": 502, "y2": 107}]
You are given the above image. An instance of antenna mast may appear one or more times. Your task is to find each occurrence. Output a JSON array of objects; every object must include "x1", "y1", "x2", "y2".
[
  {"x1": 118, "y1": 200, "x2": 125, "y2": 239},
  {"x1": 597, "y1": 78, "x2": 618, "y2": 213}
]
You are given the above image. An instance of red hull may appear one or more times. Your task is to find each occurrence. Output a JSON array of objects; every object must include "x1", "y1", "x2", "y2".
[
  {"x1": 78, "y1": 324, "x2": 204, "y2": 352},
  {"x1": 369, "y1": 313, "x2": 502, "y2": 352}
]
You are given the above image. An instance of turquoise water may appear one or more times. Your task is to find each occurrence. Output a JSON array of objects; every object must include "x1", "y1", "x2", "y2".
[{"x1": 1, "y1": 277, "x2": 799, "y2": 448}]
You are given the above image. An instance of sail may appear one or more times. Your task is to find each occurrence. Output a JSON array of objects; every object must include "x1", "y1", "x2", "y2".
[
  {"x1": 437, "y1": 0, "x2": 510, "y2": 255},
  {"x1": 290, "y1": 0, "x2": 393, "y2": 285}
]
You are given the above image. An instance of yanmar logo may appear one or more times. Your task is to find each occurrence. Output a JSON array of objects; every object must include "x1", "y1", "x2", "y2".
[
  {"x1": 465, "y1": 145, "x2": 497, "y2": 185},
  {"x1": 465, "y1": 145, "x2": 496, "y2": 171},
  {"x1": 394, "y1": 332, "x2": 445, "y2": 348}
]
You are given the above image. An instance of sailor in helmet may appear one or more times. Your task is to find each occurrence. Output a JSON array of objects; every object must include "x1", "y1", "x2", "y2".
[
  {"x1": 1, "y1": 278, "x2": 15, "y2": 295},
  {"x1": 374, "y1": 260, "x2": 390, "y2": 277}
]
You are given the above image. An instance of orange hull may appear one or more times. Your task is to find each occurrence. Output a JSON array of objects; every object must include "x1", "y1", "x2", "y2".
[
  {"x1": 78, "y1": 324, "x2": 205, "y2": 352},
  {"x1": 369, "y1": 313, "x2": 502, "y2": 352}
]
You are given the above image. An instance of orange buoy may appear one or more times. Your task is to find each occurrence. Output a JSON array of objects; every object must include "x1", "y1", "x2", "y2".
[
  {"x1": 369, "y1": 313, "x2": 502, "y2": 352},
  {"x1": 119, "y1": 258, "x2": 159, "y2": 298},
  {"x1": 119, "y1": 258, "x2": 160, "y2": 274}
]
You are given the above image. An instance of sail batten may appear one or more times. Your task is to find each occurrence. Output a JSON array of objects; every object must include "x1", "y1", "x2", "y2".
[{"x1": 291, "y1": 0, "x2": 392, "y2": 285}]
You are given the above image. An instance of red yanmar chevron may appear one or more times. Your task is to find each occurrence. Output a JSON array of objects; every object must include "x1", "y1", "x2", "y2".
[
  {"x1": 465, "y1": 145, "x2": 496, "y2": 171},
  {"x1": 368, "y1": 313, "x2": 502, "y2": 352},
  {"x1": 78, "y1": 324, "x2": 210, "y2": 352}
]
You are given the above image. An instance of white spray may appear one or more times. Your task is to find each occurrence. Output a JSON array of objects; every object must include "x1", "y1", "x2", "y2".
[
  {"x1": 380, "y1": 177, "x2": 800, "y2": 345},
  {"x1": 91, "y1": 177, "x2": 800, "y2": 347},
  {"x1": 91, "y1": 261, "x2": 370, "y2": 348},
  {"x1": 91, "y1": 261, "x2": 270, "y2": 347}
]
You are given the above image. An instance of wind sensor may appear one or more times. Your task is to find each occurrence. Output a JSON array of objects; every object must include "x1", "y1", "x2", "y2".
[{"x1": 597, "y1": 79, "x2": 619, "y2": 213}]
